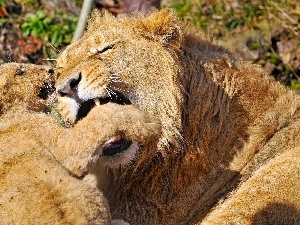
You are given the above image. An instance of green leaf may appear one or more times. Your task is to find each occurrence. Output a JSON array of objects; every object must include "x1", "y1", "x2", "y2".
[
  {"x1": 57, "y1": 35, "x2": 63, "y2": 45},
  {"x1": 269, "y1": 53, "x2": 281, "y2": 66},
  {"x1": 43, "y1": 17, "x2": 52, "y2": 25},
  {"x1": 0, "y1": 0, "x2": 6, "y2": 7},
  {"x1": 290, "y1": 79, "x2": 300, "y2": 90},
  {"x1": 36, "y1": 10, "x2": 44, "y2": 19},
  {"x1": 0, "y1": 18, "x2": 6, "y2": 24},
  {"x1": 21, "y1": 22, "x2": 29, "y2": 29},
  {"x1": 51, "y1": 30, "x2": 58, "y2": 44},
  {"x1": 23, "y1": 29, "x2": 31, "y2": 37}
]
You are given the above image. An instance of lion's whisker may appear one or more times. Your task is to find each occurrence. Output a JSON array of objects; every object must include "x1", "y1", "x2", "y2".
[
  {"x1": 109, "y1": 78, "x2": 124, "y2": 83},
  {"x1": 106, "y1": 87, "x2": 119, "y2": 99},
  {"x1": 113, "y1": 87, "x2": 130, "y2": 93},
  {"x1": 43, "y1": 58, "x2": 57, "y2": 61},
  {"x1": 109, "y1": 75, "x2": 128, "y2": 84},
  {"x1": 105, "y1": 87, "x2": 113, "y2": 99}
]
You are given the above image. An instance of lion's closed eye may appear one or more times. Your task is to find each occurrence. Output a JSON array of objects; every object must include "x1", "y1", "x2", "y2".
[
  {"x1": 90, "y1": 41, "x2": 119, "y2": 55},
  {"x1": 97, "y1": 44, "x2": 114, "y2": 54}
]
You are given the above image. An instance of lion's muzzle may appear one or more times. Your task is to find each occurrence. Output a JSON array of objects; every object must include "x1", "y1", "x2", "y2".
[{"x1": 57, "y1": 72, "x2": 131, "y2": 122}]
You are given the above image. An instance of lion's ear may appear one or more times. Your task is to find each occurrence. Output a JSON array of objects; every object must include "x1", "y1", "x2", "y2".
[
  {"x1": 135, "y1": 8, "x2": 183, "y2": 50},
  {"x1": 87, "y1": 10, "x2": 118, "y2": 33}
]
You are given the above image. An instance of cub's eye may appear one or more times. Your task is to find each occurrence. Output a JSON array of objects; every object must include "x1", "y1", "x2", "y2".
[{"x1": 69, "y1": 72, "x2": 82, "y2": 88}]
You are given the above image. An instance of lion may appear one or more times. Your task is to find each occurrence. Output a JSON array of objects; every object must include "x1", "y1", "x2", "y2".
[
  {"x1": 0, "y1": 63, "x2": 160, "y2": 224},
  {"x1": 0, "y1": 63, "x2": 55, "y2": 115},
  {"x1": 55, "y1": 8, "x2": 300, "y2": 225}
]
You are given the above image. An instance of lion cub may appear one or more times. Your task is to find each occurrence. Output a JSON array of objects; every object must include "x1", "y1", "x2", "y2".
[
  {"x1": 0, "y1": 63, "x2": 55, "y2": 115},
  {"x1": 0, "y1": 63, "x2": 161, "y2": 224}
]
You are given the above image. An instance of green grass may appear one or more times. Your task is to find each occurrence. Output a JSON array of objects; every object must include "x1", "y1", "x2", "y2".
[
  {"x1": 21, "y1": 10, "x2": 78, "y2": 46},
  {"x1": 168, "y1": 0, "x2": 300, "y2": 89},
  {"x1": 20, "y1": 9, "x2": 78, "y2": 59},
  {"x1": 169, "y1": 0, "x2": 299, "y2": 38}
]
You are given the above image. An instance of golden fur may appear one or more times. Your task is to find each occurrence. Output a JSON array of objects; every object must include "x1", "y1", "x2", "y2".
[
  {"x1": 0, "y1": 63, "x2": 160, "y2": 223},
  {"x1": 55, "y1": 9, "x2": 300, "y2": 225},
  {"x1": 0, "y1": 63, "x2": 55, "y2": 114}
]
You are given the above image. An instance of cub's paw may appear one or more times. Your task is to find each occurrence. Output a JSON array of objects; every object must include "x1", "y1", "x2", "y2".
[
  {"x1": 95, "y1": 103, "x2": 162, "y2": 141},
  {"x1": 55, "y1": 103, "x2": 161, "y2": 175},
  {"x1": 84, "y1": 103, "x2": 162, "y2": 168}
]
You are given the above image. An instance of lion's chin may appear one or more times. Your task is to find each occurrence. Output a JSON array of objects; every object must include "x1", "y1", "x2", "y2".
[{"x1": 99, "y1": 141, "x2": 139, "y2": 168}]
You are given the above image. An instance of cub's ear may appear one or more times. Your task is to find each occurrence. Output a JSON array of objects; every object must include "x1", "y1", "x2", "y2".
[{"x1": 135, "y1": 8, "x2": 183, "y2": 50}]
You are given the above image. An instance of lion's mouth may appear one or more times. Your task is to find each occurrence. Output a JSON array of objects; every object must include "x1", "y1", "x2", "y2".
[
  {"x1": 76, "y1": 91, "x2": 132, "y2": 157},
  {"x1": 76, "y1": 91, "x2": 131, "y2": 121}
]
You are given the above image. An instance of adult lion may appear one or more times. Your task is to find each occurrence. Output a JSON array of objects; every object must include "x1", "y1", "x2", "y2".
[{"x1": 55, "y1": 9, "x2": 300, "y2": 225}]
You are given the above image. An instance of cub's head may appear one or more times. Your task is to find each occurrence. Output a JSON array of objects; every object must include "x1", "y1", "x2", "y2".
[
  {"x1": 0, "y1": 63, "x2": 56, "y2": 114},
  {"x1": 56, "y1": 9, "x2": 185, "y2": 167}
]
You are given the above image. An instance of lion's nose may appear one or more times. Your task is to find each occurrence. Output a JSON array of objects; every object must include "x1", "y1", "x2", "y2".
[{"x1": 57, "y1": 73, "x2": 82, "y2": 98}]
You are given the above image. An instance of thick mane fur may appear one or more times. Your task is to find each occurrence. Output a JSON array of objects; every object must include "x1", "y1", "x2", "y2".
[{"x1": 56, "y1": 9, "x2": 300, "y2": 225}]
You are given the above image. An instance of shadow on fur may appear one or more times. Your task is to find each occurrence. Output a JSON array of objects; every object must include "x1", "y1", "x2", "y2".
[{"x1": 252, "y1": 202, "x2": 300, "y2": 225}]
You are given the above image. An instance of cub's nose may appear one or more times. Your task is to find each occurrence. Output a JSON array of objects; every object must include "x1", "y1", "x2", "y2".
[{"x1": 57, "y1": 73, "x2": 82, "y2": 98}]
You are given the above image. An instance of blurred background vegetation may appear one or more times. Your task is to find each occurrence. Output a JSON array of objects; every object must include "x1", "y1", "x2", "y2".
[
  {"x1": 169, "y1": 0, "x2": 300, "y2": 90},
  {"x1": 0, "y1": 0, "x2": 299, "y2": 90}
]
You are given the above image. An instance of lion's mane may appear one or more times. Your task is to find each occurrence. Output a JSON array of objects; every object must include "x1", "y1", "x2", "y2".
[{"x1": 55, "y1": 9, "x2": 300, "y2": 225}]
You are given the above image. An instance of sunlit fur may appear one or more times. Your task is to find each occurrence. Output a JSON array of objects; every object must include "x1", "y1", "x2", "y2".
[
  {"x1": 0, "y1": 63, "x2": 124, "y2": 224},
  {"x1": 56, "y1": 9, "x2": 300, "y2": 225},
  {"x1": 0, "y1": 63, "x2": 55, "y2": 114}
]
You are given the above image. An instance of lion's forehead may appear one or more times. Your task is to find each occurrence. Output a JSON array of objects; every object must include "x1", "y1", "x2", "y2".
[
  {"x1": 55, "y1": 23, "x2": 175, "y2": 90},
  {"x1": 57, "y1": 32, "x2": 122, "y2": 69}
]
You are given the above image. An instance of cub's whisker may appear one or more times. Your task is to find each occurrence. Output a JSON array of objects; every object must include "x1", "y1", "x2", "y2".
[{"x1": 43, "y1": 58, "x2": 57, "y2": 61}]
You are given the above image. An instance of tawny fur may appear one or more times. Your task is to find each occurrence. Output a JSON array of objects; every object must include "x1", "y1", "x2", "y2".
[
  {"x1": 0, "y1": 63, "x2": 161, "y2": 224},
  {"x1": 55, "y1": 9, "x2": 300, "y2": 225},
  {"x1": 0, "y1": 63, "x2": 55, "y2": 114},
  {"x1": 0, "y1": 109, "x2": 111, "y2": 224},
  {"x1": 0, "y1": 63, "x2": 109, "y2": 224}
]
